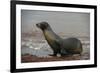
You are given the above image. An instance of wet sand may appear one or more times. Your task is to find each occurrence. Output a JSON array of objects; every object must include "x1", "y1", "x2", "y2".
[{"x1": 21, "y1": 53, "x2": 89, "y2": 63}]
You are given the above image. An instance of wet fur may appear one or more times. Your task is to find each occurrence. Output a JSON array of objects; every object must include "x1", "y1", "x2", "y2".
[{"x1": 36, "y1": 22, "x2": 83, "y2": 56}]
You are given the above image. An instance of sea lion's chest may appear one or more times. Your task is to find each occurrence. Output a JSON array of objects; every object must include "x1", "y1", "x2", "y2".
[
  {"x1": 43, "y1": 30, "x2": 62, "y2": 50},
  {"x1": 43, "y1": 30, "x2": 56, "y2": 45}
]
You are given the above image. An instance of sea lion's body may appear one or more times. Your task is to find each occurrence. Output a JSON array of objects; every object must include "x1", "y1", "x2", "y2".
[
  {"x1": 61, "y1": 38, "x2": 82, "y2": 56},
  {"x1": 36, "y1": 22, "x2": 83, "y2": 56},
  {"x1": 43, "y1": 28, "x2": 62, "y2": 56}
]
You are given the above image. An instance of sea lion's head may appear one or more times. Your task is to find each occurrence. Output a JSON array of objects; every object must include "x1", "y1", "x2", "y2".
[{"x1": 36, "y1": 22, "x2": 50, "y2": 30}]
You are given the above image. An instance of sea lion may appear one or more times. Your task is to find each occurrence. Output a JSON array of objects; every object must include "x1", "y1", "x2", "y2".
[{"x1": 36, "y1": 22, "x2": 83, "y2": 56}]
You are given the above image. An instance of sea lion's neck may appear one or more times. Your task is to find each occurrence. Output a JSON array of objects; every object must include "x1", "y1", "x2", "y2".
[
  {"x1": 43, "y1": 26, "x2": 56, "y2": 37},
  {"x1": 43, "y1": 28, "x2": 55, "y2": 40},
  {"x1": 43, "y1": 27, "x2": 62, "y2": 41}
]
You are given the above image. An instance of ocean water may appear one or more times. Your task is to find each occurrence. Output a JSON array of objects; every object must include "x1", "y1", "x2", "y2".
[{"x1": 21, "y1": 35, "x2": 90, "y2": 59}]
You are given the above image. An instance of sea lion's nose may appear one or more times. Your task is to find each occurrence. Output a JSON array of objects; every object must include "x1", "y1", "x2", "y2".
[{"x1": 36, "y1": 24, "x2": 38, "y2": 26}]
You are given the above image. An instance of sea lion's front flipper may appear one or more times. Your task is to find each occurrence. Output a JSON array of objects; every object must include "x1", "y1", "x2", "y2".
[
  {"x1": 54, "y1": 39, "x2": 63, "y2": 54},
  {"x1": 48, "y1": 39, "x2": 62, "y2": 57}
]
